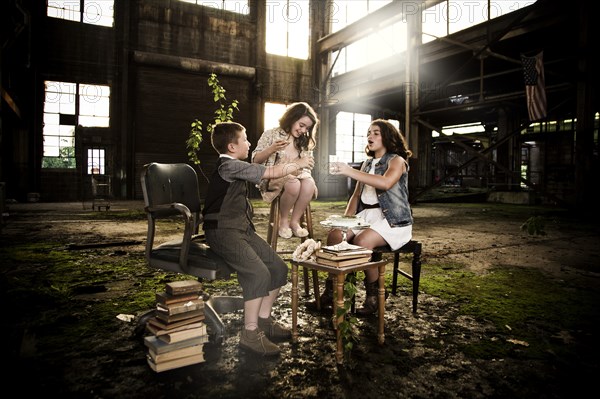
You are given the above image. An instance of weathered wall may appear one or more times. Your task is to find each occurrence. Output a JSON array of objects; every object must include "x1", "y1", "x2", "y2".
[
  {"x1": 37, "y1": 12, "x2": 116, "y2": 202},
  {"x1": 15, "y1": 0, "x2": 318, "y2": 201}
]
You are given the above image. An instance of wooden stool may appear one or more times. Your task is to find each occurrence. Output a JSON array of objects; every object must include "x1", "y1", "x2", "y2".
[
  {"x1": 372, "y1": 240, "x2": 422, "y2": 313},
  {"x1": 266, "y1": 197, "x2": 317, "y2": 296}
]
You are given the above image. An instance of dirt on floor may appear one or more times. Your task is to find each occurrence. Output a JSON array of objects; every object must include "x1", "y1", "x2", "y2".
[{"x1": 1, "y1": 199, "x2": 599, "y2": 398}]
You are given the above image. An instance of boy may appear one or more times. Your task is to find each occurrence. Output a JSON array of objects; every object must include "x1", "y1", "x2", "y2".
[{"x1": 202, "y1": 122, "x2": 314, "y2": 356}]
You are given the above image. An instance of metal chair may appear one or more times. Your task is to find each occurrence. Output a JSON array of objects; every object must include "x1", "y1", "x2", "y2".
[
  {"x1": 91, "y1": 174, "x2": 112, "y2": 211},
  {"x1": 140, "y1": 162, "x2": 243, "y2": 344}
]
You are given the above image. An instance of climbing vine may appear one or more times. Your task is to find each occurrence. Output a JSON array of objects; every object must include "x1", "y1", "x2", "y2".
[
  {"x1": 186, "y1": 73, "x2": 239, "y2": 166},
  {"x1": 336, "y1": 273, "x2": 360, "y2": 360}
]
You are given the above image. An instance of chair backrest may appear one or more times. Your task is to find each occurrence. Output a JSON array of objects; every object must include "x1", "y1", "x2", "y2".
[
  {"x1": 91, "y1": 174, "x2": 112, "y2": 197},
  {"x1": 141, "y1": 162, "x2": 202, "y2": 215},
  {"x1": 141, "y1": 162, "x2": 234, "y2": 279}
]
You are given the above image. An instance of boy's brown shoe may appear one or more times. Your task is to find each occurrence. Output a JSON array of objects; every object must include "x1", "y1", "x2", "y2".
[
  {"x1": 240, "y1": 327, "x2": 280, "y2": 356},
  {"x1": 258, "y1": 316, "x2": 292, "y2": 340}
]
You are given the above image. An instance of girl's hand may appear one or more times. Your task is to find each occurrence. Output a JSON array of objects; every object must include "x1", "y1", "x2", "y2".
[
  {"x1": 297, "y1": 155, "x2": 315, "y2": 170},
  {"x1": 329, "y1": 161, "x2": 351, "y2": 175},
  {"x1": 270, "y1": 139, "x2": 289, "y2": 154}
]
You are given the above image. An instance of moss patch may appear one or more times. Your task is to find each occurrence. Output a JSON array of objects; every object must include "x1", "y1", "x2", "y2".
[{"x1": 420, "y1": 261, "x2": 600, "y2": 360}]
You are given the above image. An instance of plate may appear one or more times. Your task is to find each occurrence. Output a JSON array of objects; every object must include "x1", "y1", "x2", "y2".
[{"x1": 320, "y1": 216, "x2": 370, "y2": 228}]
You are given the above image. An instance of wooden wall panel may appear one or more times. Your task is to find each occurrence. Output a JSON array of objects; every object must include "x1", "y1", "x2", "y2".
[{"x1": 132, "y1": 65, "x2": 253, "y2": 199}]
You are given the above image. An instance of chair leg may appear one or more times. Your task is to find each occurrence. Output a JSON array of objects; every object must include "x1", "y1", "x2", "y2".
[
  {"x1": 391, "y1": 252, "x2": 400, "y2": 296},
  {"x1": 411, "y1": 242, "x2": 422, "y2": 313},
  {"x1": 300, "y1": 204, "x2": 315, "y2": 296},
  {"x1": 203, "y1": 300, "x2": 225, "y2": 345},
  {"x1": 267, "y1": 199, "x2": 280, "y2": 250}
]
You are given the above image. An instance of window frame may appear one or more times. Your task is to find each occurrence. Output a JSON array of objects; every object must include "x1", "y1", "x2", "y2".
[
  {"x1": 42, "y1": 80, "x2": 111, "y2": 170},
  {"x1": 265, "y1": 0, "x2": 310, "y2": 60},
  {"x1": 47, "y1": 0, "x2": 114, "y2": 27}
]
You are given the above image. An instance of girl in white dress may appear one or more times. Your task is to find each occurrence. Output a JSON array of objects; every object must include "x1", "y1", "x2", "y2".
[{"x1": 321, "y1": 119, "x2": 413, "y2": 316}]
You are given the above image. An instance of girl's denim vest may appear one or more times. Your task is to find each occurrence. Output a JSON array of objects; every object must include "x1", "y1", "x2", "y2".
[{"x1": 357, "y1": 153, "x2": 413, "y2": 227}]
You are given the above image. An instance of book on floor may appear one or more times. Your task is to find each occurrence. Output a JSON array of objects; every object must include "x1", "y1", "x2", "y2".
[
  {"x1": 316, "y1": 249, "x2": 372, "y2": 260},
  {"x1": 148, "y1": 343, "x2": 204, "y2": 364},
  {"x1": 144, "y1": 335, "x2": 208, "y2": 355},
  {"x1": 156, "y1": 298, "x2": 204, "y2": 316},
  {"x1": 146, "y1": 320, "x2": 206, "y2": 337},
  {"x1": 155, "y1": 290, "x2": 201, "y2": 306},
  {"x1": 315, "y1": 254, "x2": 372, "y2": 267},
  {"x1": 147, "y1": 353, "x2": 205, "y2": 372},
  {"x1": 165, "y1": 280, "x2": 203, "y2": 296},
  {"x1": 158, "y1": 324, "x2": 208, "y2": 344},
  {"x1": 155, "y1": 308, "x2": 204, "y2": 324},
  {"x1": 147, "y1": 314, "x2": 205, "y2": 331}
]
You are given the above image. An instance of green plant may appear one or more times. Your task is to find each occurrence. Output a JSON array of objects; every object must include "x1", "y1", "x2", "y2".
[
  {"x1": 335, "y1": 273, "x2": 360, "y2": 359},
  {"x1": 186, "y1": 73, "x2": 239, "y2": 165},
  {"x1": 521, "y1": 215, "x2": 546, "y2": 235},
  {"x1": 41, "y1": 146, "x2": 76, "y2": 169}
]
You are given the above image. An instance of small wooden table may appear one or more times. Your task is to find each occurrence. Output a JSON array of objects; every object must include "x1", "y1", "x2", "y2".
[{"x1": 290, "y1": 259, "x2": 388, "y2": 364}]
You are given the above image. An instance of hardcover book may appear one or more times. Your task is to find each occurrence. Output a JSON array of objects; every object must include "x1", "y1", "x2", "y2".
[
  {"x1": 146, "y1": 320, "x2": 206, "y2": 337},
  {"x1": 315, "y1": 254, "x2": 372, "y2": 267},
  {"x1": 147, "y1": 353, "x2": 205, "y2": 372},
  {"x1": 322, "y1": 243, "x2": 368, "y2": 254},
  {"x1": 165, "y1": 280, "x2": 203, "y2": 296},
  {"x1": 144, "y1": 335, "x2": 208, "y2": 355},
  {"x1": 147, "y1": 314, "x2": 205, "y2": 331},
  {"x1": 316, "y1": 249, "x2": 373, "y2": 260},
  {"x1": 155, "y1": 291, "x2": 201, "y2": 305},
  {"x1": 157, "y1": 324, "x2": 208, "y2": 344},
  {"x1": 155, "y1": 308, "x2": 204, "y2": 324},
  {"x1": 156, "y1": 298, "x2": 204, "y2": 316},
  {"x1": 148, "y1": 343, "x2": 204, "y2": 363}
]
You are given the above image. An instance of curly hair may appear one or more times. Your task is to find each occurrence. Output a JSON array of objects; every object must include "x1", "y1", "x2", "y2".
[
  {"x1": 278, "y1": 102, "x2": 319, "y2": 152},
  {"x1": 366, "y1": 119, "x2": 412, "y2": 159}
]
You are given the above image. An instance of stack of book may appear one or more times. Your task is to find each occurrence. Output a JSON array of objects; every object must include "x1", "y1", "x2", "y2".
[
  {"x1": 315, "y1": 243, "x2": 373, "y2": 267},
  {"x1": 144, "y1": 280, "x2": 209, "y2": 372}
]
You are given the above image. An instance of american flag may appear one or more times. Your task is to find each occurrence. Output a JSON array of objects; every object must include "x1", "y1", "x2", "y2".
[{"x1": 521, "y1": 51, "x2": 547, "y2": 122}]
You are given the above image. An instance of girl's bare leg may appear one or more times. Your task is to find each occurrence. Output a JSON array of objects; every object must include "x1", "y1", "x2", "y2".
[
  {"x1": 289, "y1": 178, "x2": 316, "y2": 231},
  {"x1": 278, "y1": 179, "x2": 300, "y2": 230},
  {"x1": 352, "y1": 229, "x2": 386, "y2": 282}
]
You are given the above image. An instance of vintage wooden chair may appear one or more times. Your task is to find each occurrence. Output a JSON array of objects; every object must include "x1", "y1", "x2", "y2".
[
  {"x1": 140, "y1": 162, "x2": 244, "y2": 344},
  {"x1": 372, "y1": 240, "x2": 422, "y2": 313},
  {"x1": 266, "y1": 196, "x2": 318, "y2": 296}
]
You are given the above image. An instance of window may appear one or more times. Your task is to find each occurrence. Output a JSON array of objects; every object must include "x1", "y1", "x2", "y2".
[
  {"x1": 47, "y1": 1, "x2": 114, "y2": 27},
  {"x1": 332, "y1": 20, "x2": 406, "y2": 76},
  {"x1": 88, "y1": 148, "x2": 106, "y2": 175},
  {"x1": 422, "y1": 1, "x2": 537, "y2": 43},
  {"x1": 335, "y1": 112, "x2": 371, "y2": 163},
  {"x1": 264, "y1": 102, "x2": 287, "y2": 131},
  {"x1": 520, "y1": 146, "x2": 530, "y2": 188},
  {"x1": 388, "y1": 119, "x2": 400, "y2": 132},
  {"x1": 266, "y1": 0, "x2": 310, "y2": 59},
  {"x1": 43, "y1": 81, "x2": 110, "y2": 169},
  {"x1": 331, "y1": 0, "x2": 391, "y2": 33},
  {"x1": 178, "y1": 0, "x2": 250, "y2": 14},
  {"x1": 330, "y1": 1, "x2": 405, "y2": 76}
]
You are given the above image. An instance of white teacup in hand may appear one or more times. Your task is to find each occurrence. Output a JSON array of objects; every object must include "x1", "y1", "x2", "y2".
[{"x1": 329, "y1": 155, "x2": 339, "y2": 174}]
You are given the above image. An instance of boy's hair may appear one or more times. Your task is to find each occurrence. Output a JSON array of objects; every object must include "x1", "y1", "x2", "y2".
[
  {"x1": 278, "y1": 102, "x2": 319, "y2": 151},
  {"x1": 366, "y1": 119, "x2": 413, "y2": 159},
  {"x1": 211, "y1": 122, "x2": 245, "y2": 154}
]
